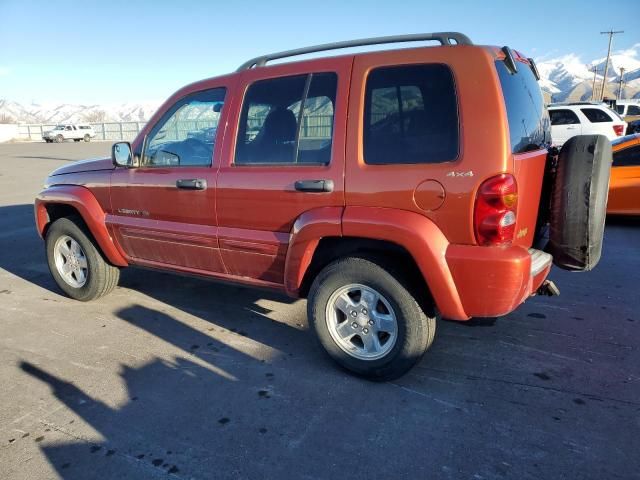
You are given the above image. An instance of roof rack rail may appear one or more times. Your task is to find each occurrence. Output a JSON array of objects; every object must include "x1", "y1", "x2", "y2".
[{"x1": 236, "y1": 32, "x2": 473, "y2": 71}]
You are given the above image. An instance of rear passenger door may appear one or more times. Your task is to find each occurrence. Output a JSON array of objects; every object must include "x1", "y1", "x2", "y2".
[
  {"x1": 549, "y1": 109, "x2": 581, "y2": 145},
  {"x1": 215, "y1": 58, "x2": 350, "y2": 285}
]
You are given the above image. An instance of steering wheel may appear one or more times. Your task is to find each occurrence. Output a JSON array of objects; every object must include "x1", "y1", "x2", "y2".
[{"x1": 181, "y1": 137, "x2": 211, "y2": 157}]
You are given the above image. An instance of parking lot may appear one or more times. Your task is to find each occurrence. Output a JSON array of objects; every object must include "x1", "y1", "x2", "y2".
[{"x1": 0, "y1": 141, "x2": 638, "y2": 479}]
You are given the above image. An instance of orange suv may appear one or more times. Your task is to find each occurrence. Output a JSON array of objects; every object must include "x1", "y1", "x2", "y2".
[{"x1": 35, "y1": 33, "x2": 612, "y2": 379}]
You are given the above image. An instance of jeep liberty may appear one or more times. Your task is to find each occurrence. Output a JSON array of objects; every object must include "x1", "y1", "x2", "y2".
[{"x1": 35, "y1": 33, "x2": 612, "y2": 379}]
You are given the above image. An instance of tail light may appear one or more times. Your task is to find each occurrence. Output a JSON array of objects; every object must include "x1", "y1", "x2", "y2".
[
  {"x1": 613, "y1": 125, "x2": 624, "y2": 136},
  {"x1": 474, "y1": 174, "x2": 518, "y2": 246}
]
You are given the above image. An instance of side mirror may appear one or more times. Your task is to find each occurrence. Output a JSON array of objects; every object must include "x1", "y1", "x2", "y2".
[{"x1": 112, "y1": 142, "x2": 133, "y2": 167}]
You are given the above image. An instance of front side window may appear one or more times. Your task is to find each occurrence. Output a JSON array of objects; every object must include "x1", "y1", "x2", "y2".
[
  {"x1": 235, "y1": 73, "x2": 337, "y2": 165},
  {"x1": 581, "y1": 108, "x2": 612, "y2": 123},
  {"x1": 143, "y1": 88, "x2": 226, "y2": 167},
  {"x1": 613, "y1": 145, "x2": 640, "y2": 167},
  {"x1": 549, "y1": 109, "x2": 580, "y2": 125},
  {"x1": 363, "y1": 64, "x2": 459, "y2": 165}
]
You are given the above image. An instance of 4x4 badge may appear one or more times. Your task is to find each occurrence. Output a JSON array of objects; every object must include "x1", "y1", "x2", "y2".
[{"x1": 446, "y1": 171, "x2": 474, "y2": 177}]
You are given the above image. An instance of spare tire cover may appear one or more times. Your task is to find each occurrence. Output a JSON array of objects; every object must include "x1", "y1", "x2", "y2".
[{"x1": 548, "y1": 134, "x2": 612, "y2": 271}]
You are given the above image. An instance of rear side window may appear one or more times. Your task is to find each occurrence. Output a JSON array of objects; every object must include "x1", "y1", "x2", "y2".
[
  {"x1": 628, "y1": 105, "x2": 640, "y2": 115},
  {"x1": 549, "y1": 109, "x2": 580, "y2": 125},
  {"x1": 581, "y1": 108, "x2": 612, "y2": 123},
  {"x1": 496, "y1": 61, "x2": 550, "y2": 153},
  {"x1": 613, "y1": 145, "x2": 640, "y2": 167},
  {"x1": 235, "y1": 73, "x2": 337, "y2": 165},
  {"x1": 363, "y1": 64, "x2": 459, "y2": 165}
]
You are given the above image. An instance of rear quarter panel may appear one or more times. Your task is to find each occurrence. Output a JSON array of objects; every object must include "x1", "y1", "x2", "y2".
[{"x1": 345, "y1": 46, "x2": 511, "y2": 245}]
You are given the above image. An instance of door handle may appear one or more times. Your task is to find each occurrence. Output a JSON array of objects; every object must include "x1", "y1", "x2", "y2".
[
  {"x1": 176, "y1": 178, "x2": 207, "y2": 190},
  {"x1": 294, "y1": 179, "x2": 334, "y2": 193}
]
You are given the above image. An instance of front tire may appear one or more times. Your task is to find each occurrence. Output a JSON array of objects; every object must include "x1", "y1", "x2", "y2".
[
  {"x1": 84, "y1": 134, "x2": 90, "y2": 142},
  {"x1": 45, "y1": 216, "x2": 120, "y2": 301},
  {"x1": 55, "y1": 134, "x2": 64, "y2": 143},
  {"x1": 308, "y1": 257, "x2": 436, "y2": 381}
]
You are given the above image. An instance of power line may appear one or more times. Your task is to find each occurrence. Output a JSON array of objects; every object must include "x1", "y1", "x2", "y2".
[{"x1": 599, "y1": 29, "x2": 623, "y2": 101}]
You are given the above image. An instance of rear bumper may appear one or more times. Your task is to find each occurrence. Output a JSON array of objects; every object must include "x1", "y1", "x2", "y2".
[{"x1": 445, "y1": 244, "x2": 552, "y2": 319}]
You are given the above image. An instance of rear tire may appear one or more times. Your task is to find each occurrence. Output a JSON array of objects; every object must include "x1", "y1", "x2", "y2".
[
  {"x1": 45, "y1": 216, "x2": 120, "y2": 301},
  {"x1": 308, "y1": 257, "x2": 436, "y2": 381},
  {"x1": 548, "y1": 134, "x2": 612, "y2": 271}
]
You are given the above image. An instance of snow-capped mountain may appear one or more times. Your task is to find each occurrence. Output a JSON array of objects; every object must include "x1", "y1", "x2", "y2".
[
  {"x1": 538, "y1": 43, "x2": 640, "y2": 102},
  {"x1": 0, "y1": 99, "x2": 160, "y2": 124},
  {"x1": 2, "y1": 44, "x2": 640, "y2": 124}
]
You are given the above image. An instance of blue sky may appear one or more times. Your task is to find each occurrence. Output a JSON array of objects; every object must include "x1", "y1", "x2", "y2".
[{"x1": 0, "y1": 0, "x2": 638, "y2": 104}]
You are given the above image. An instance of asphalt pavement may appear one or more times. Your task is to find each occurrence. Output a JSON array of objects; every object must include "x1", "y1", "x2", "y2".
[{"x1": 0, "y1": 142, "x2": 638, "y2": 480}]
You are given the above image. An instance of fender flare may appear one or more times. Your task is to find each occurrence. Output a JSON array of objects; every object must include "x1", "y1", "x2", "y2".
[
  {"x1": 34, "y1": 185, "x2": 128, "y2": 267},
  {"x1": 284, "y1": 206, "x2": 343, "y2": 296},
  {"x1": 341, "y1": 206, "x2": 468, "y2": 320}
]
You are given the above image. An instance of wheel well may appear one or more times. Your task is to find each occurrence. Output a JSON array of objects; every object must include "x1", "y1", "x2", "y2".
[
  {"x1": 43, "y1": 203, "x2": 82, "y2": 236},
  {"x1": 299, "y1": 237, "x2": 434, "y2": 312}
]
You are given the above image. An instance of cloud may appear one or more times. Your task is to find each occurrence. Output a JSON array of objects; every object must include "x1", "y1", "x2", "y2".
[{"x1": 614, "y1": 43, "x2": 640, "y2": 59}]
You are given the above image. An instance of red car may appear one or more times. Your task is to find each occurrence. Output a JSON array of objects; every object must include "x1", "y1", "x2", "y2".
[{"x1": 35, "y1": 33, "x2": 611, "y2": 379}]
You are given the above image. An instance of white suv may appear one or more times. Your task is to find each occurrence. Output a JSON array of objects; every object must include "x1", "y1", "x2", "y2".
[
  {"x1": 615, "y1": 100, "x2": 640, "y2": 123},
  {"x1": 43, "y1": 124, "x2": 96, "y2": 143},
  {"x1": 548, "y1": 103, "x2": 627, "y2": 146}
]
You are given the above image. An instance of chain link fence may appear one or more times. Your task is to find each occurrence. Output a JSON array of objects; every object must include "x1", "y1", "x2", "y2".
[
  {"x1": 15, "y1": 114, "x2": 334, "y2": 143},
  {"x1": 17, "y1": 122, "x2": 147, "y2": 141}
]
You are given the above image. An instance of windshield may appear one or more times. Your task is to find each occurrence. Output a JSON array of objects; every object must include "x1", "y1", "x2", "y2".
[{"x1": 495, "y1": 60, "x2": 550, "y2": 153}]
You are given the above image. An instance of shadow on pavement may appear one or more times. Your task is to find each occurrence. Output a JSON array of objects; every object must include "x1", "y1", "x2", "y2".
[
  {"x1": 0, "y1": 204, "x2": 58, "y2": 291},
  {"x1": 17, "y1": 301, "x2": 339, "y2": 479}
]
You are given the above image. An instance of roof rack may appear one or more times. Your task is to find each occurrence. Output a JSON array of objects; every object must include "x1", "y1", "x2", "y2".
[
  {"x1": 236, "y1": 32, "x2": 473, "y2": 71},
  {"x1": 550, "y1": 101, "x2": 605, "y2": 106}
]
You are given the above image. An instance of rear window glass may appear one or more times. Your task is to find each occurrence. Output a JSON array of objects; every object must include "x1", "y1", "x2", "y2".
[
  {"x1": 363, "y1": 64, "x2": 459, "y2": 165},
  {"x1": 495, "y1": 61, "x2": 550, "y2": 153},
  {"x1": 549, "y1": 109, "x2": 580, "y2": 125},
  {"x1": 613, "y1": 145, "x2": 640, "y2": 167},
  {"x1": 581, "y1": 108, "x2": 612, "y2": 123}
]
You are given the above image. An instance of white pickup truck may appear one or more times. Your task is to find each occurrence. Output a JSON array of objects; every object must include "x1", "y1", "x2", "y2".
[{"x1": 43, "y1": 124, "x2": 96, "y2": 143}]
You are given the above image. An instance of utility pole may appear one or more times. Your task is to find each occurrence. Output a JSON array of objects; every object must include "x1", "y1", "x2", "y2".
[
  {"x1": 599, "y1": 29, "x2": 624, "y2": 101},
  {"x1": 617, "y1": 67, "x2": 625, "y2": 100},
  {"x1": 590, "y1": 65, "x2": 600, "y2": 101}
]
